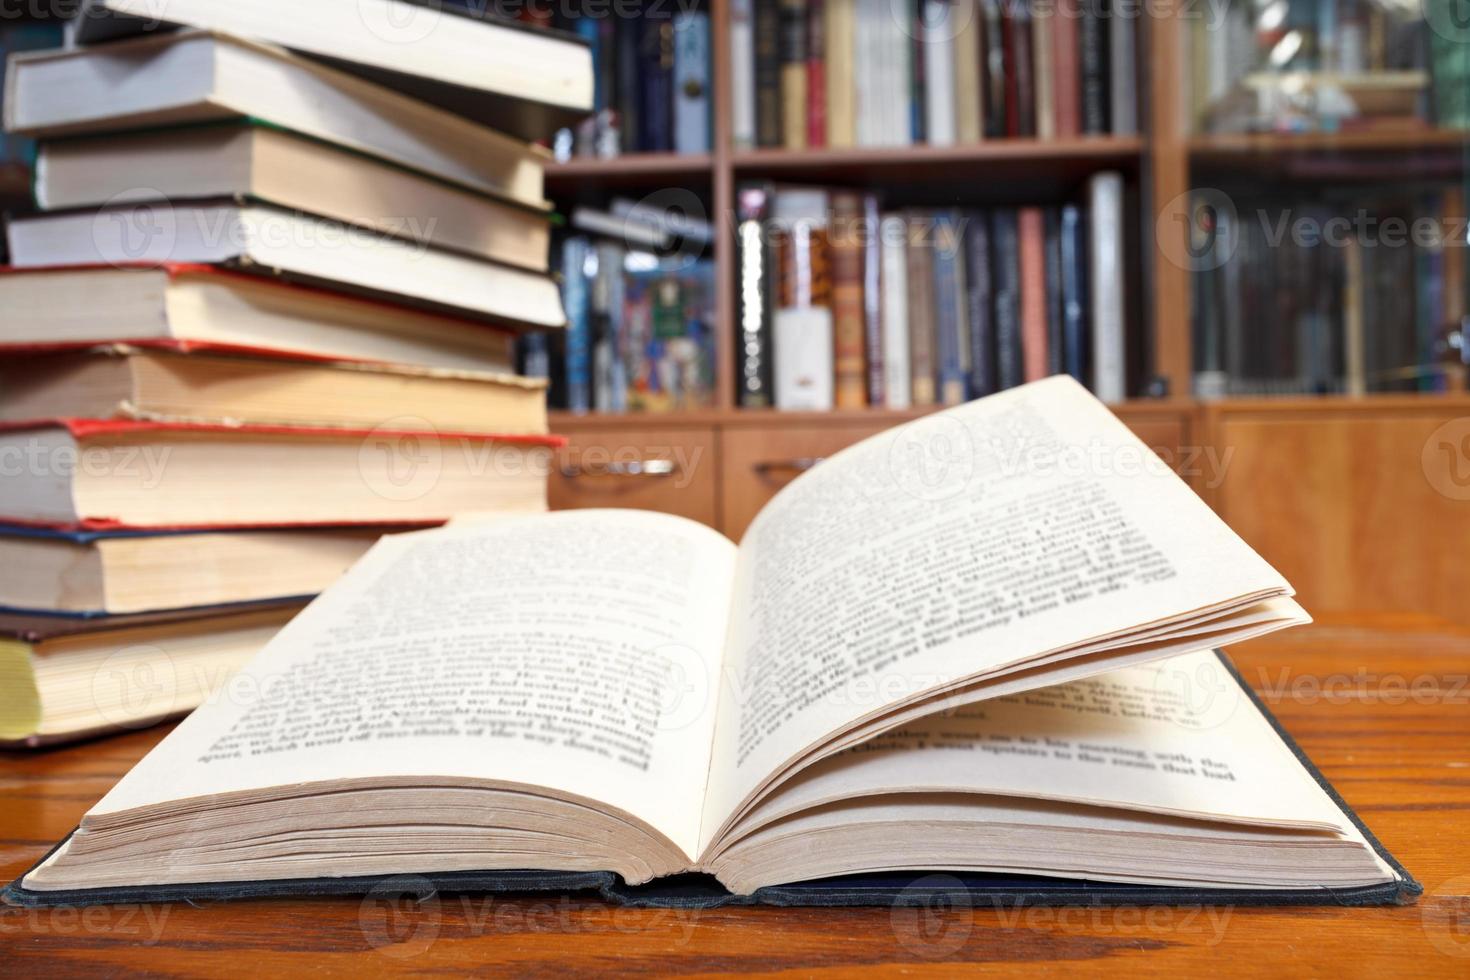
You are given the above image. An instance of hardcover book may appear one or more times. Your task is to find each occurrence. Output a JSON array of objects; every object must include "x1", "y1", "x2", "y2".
[{"x1": 4, "y1": 378, "x2": 1418, "y2": 907}]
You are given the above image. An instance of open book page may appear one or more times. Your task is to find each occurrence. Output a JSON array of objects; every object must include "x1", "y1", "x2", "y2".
[
  {"x1": 83, "y1": 510, "x2": 737, "y2": 862},
  {"x1": 714, "y1": 650, "x2": 1355, "y2": 855},
  {"x1": 698, "y1": 375, "x2": 1295, "y2": 853}
]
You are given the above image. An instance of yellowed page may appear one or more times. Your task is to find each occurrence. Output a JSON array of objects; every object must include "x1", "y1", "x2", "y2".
[
  {"x1": 84, "y1": 510, "x2": 736, "y2": 862},
  {"x1": 700, "y1": 375, "x2": 1296, "y2": 852}
]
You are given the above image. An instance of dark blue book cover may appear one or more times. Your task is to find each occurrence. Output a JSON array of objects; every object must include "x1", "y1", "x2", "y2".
[
  {"x1": 964, "y1": 212, "x2": 996, "y2": 398},
  {"x1": 1059, "y1": 203, "x2": 1089, "y2": 385},
  {"x1": 990, "y1": 210, "x2": 1024, "y2": 391},
  {"x1": 639, "y1": 15, "x2": 675, "y2": 152},
  {"x1": 1044, "y1": 208, "x2": 1065, "y2": 377},
  {"x1": 932, "y1": 212, "x2": 966, "y2": 405}
]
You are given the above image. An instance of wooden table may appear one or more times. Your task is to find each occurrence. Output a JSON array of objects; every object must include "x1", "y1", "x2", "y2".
[{"x1": 4, "y1": 613, "x2": 1469, "y2": 976}]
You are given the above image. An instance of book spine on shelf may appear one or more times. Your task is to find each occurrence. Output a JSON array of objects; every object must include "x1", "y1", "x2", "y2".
[
  {"x1": 807, "y1": 0, "x2": 828, "y2": 147},
  {"x1": 1052, "y1": 0, "x2": 1081, "y2": 137},
  {"x1": 910, "y1": 0, "x2": 928, "y2": 143},
  {"x1": 638, "y1": 16, "x2": 675, "y2": 152},
  {"x1": 854, "y1": 0, "x2": 876, "y2": 145},
  {"x1": 1108, "y1": 0, "x2": 1137, "y2": 134},
  {"x1": 674, "y1": 11, "x2": 711, "y2": 154},
  {"x1": 592, "y1": 240, "x2": 628, "y2": 413},
  {"x1": 1001, "y1": 4, "x2": 1020, "y2": 136},
  {"x1": 1011, "y1": 0, "x2": 1035, "y2": 136},
  {"x1": 731, "y1": 0, "x2": 758, "y2": 148},
  {"x1": 906, "y1": 210, "x2": 938, "y2": 405},
  {"x1": 1019, "y1": 206, "x2": 1049, "y2": 382},
  {"x1": 863, "y1": 193, "x2": 885, "y2": 404},
  {"x1": 830, "y1": 191, "x2": 868, "y2": 407},
  {"x1": 922, "y1": 0, "x2": 957, "y2": 146},
  {"x1": 1088, "y1": 171, "x2": 1126, "y2": 402},
  {"x1": 737, "y1": 184, "x2": 777, "y2": 407},
  {"x1": 1044, "y1": 207, "x2": 1065, "y2": 377},
  {"x1": 991, "y1": 209, "x2": 1024, "y2": 391},
  {"x1": 1059, "y1": 202, "x2": 1088, "y2": 385},
  {"x1": 780, "y1": 0, "x2": 810, "y2": 148},
  {"x1": 890, "y1": 0, "x2": 916, "y2": 144},
  {"x1": 953, "y1": 0, "x2": 983, "y2": 142},
  {"x1": 981, "y1": 0, "x2": 1006, "y2": 137},
  {"x1": 826, "y1": 0, "x2": 856, "y2": 146},
  {"x1": 561, "y1": 236, "x2": 592, "y2": 414},
  {"x1": 933, "y1": 212, "x2": 967, "y2": 405},
  {"x1": 964, "y1": 210, "x2": 995, "y2": 398},
  {"x1": 880, "y1": 213, "x2": 912, "y2": 408},
  {"x1": 1079, "y1": 0, "x2": 1110, "y2": 134},
  {"x1": 617, "y1": 17, "x2": 642, "y2": 152},
  {"x1": 756, "y1": 0, "x2": 785, "y2": 146},
  {"x1": 1031, "y1": 0, "x2": 1056, "y2": 140}
]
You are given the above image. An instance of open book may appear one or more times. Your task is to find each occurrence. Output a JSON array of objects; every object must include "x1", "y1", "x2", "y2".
[{"x1": 13, "y1": 377, "x2": 1410, "y2": 902}]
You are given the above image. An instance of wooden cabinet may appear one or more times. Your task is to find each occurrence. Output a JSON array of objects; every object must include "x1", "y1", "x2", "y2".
[{"x1": 547, "y1": 422, "x2": 719, "y2": 529}]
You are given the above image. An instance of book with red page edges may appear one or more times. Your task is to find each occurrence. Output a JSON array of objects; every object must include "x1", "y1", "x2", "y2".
[{"x1": 0, "y1": 418, "x2": 565, "y2": 531}]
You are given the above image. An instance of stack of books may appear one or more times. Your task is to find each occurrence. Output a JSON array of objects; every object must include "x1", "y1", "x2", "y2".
[
  {"x1": 735, "y1": 174, "x2": 1130, "y2": 411},
  {"x1": 732, "y1": 0, "x2": 1139, "y2": 149},
  {"x1": 0, "y1": 0, "x2": 593, "y2": 747}
]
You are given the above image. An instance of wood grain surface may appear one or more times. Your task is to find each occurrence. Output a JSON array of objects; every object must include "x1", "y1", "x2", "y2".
[{"x1": 3, "y1": 613, "x2": 1468, "y2": 976}]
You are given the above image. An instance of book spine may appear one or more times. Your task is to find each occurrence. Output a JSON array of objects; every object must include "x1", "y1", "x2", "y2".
[
  {"x1": 1059, "y1": 203, "x2": 1088, "y2": 384},
  {"x1": 755, "y1": 0, "x2": 784, "y2": 147},
  {"x1": 1018, "y1": 207, "x2": 1049, "y2": 382},
  {"x1": 780, "y1": 0, "x2": 810, "y2": 148},
  {"x1": 826, "y1": 0, "x2": 856, "y2": 146},
  {"x1": 562, "y1": 236, "x2": 592, "y2": 414},
  {"x1": 617, "y1": 17, "x2": 642, "y2": 152},
  {"x1": 639, "y1": 17, "x2": 675, "y2": 152},
  {"x1": 862, "y1": 193, "x2": 885, "y2": 404},
  {"x1": 1052, "y1": 0, "x2": 1081, "y2": 137},
  {"x1": 991, "y1": 210, "x2": 1024, "y2": 390},
  {"x1": 1012, "y1": 2, "x2": 1035, "y2": 136},
  {"x1": 1080, "y1": 0, "x2": 1110, "y2": 134},
  {"x1": 592, "y1": 240, "x2": 627, "y2": 413},
  {"x1": 933, "y1": 213, "x2": 966, "y2": 405},
  {"x1": 731, "y1": 0, "x2": 758, "y2": 148},
  {"x1": 830, "y1": 191, "x2": 868, "y2": 407},
  {"x1": 1108, "y1": 0, "x2": 1137, "y2": 134},
  {"x1": 906, "y1": 211, "x2": 938, "y2": 405},
  {"x1": 674, "y1": 11, "x2": 712, "y2": 154},
  {"x1": 1001, "y1": 6, "x2": 1020, "y2": 137},
  {"x1": 922, "y1": 0, "x2": 957, "y2": 146},
  {"x1": 736, "y1": 184, "x2": 776, "y2": 407},
  {"x1": 1031, "y1": 0, "x2": 1056, "y2": 140},
  {"x1": 891, "y1": 0, "x2": 915, "y2": 144},
  {"x1": 910, "y1": 0, "x2": 928, "y2": 143},
  {"x1": 854, "y1": 0, "x2": 875, "y2": 144},
  {"x1": 807, "y1": 0, "x2": 828, "y2": 147},
  {"x1": 1088, "y1": 171, "x2": 1126, "y2": 402},
  {"x1": 982, "y1": 0, "x2": 1007, "y2": 137},
  {"x1": 964, "y1": 212, "x2": 995, "y2": 398},
  {"x1": 881, "y1": 213, "x2": 912, "y2": 407},
  {"x1": 953, "y1": 0, "x2": 983, "y2": 142},
  {"x1": 1044, "y1": 208, "x2": 1064, "y2": 376}
]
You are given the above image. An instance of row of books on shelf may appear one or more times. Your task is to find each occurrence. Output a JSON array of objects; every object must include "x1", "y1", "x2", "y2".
[
  {"x1": 557, "y1": 6, "x2": 713, "y2": 158},
  {"x1": 1192, "y1": 0, "x2": 1470, "y2": 133},
  {"x1": 736, "y1": 174, "x2": 1130, "y2": 410},
  {"x1": 1192, "y1": 183, "x2": 1469, "y2": 396},
  {"x1": 732, "y1": 0, "x2": 1139, "y2": 150},
  {"x1": 0, "y1": 3, "x2": 595, "y2": 746}
]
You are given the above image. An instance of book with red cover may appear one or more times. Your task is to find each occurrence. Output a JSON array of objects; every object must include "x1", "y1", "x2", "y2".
[
  {"x1": 806, "y1": 0, "x2": 828, "y2": 147},
  {"x1": 1019, "y1": 207, "x2": 1050, "y2": 381},
  {"x1": 829, "y1": 192, "x2": 867, "y2": 407},
  {"x1": 0, "y1": 263, "x2": 518, "y2": 374},
  {"x1": 1053, "y1": 0, "x2": 1082, "y2": 137},
  {"x1": 0, "y1": 418, "x2": 564, "y2": 531}
]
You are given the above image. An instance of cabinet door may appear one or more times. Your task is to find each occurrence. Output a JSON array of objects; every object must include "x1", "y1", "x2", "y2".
[{"x1": 548, "y1": 426, "x2": 719, "y2": 529}]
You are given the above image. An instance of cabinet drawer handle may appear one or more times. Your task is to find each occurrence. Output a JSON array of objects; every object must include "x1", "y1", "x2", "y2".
[
  {"x1": 559, "y1": 459, "x2": 678, "y2": 479},
  {"x1": 752, "y1": 457, "x2": 824, "y2": 478}
]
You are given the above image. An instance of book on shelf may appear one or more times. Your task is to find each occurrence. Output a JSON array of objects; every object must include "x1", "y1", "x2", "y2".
[
  {"x1": 735, "y1": 0, "x2": 1138, "y2": 146},
  {"x1": 0, "y1": 525, "x2": 394, "y2": 617},
  {"x1": 4, "y1": 377, "x2": 1417, "y2": 907},
  {"x1": 0, "y1": 419, "x2": 558, "y2": 529},
  {"x1": 0, "y1": 266, "x2": 519, "y2": 375},
  {"x1": 0, "y1": 602, "x2": 303, "y2": 749},
  {"x1": 34, "y1": 122, "x2": 554, "y2": 268},
  {"x1": 736, "y1": 180, "x2": 1128, "y2": 410},
  {"x1": 673, "y1": 10, "x2": 713, "y2": 154},
  {"x1": 0, "y1": 346, "x2": 550, "y2": 435},
  {"x1": 5, "y1": 31, "x2": 552, "y2": 204},
  {"x1": 6, "y1": 203, "x2": 565, "y2": 330},
  {"x1": 68, "y1": 0, "x2": 595, "y2": 140}
]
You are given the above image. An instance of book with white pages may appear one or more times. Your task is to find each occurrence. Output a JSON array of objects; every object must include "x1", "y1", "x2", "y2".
[{"x1": 6, "y1": 377, "x2": 1418, "y2": 907}]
